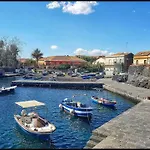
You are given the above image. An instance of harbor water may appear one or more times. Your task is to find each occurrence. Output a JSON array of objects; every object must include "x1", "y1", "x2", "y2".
[{"x1": 0, "y1": 77, "x2": 135, "y2": 149}]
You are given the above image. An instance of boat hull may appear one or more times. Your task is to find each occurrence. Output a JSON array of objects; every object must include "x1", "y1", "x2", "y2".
[
  {"x1": 91, "y1": 97, "x2": 116, "y2": 107},
  {"x1": 14, "y1": 115, "x2": 54, "y2": 140},
  {"x1": 60, "y1": 103, "x2": 92, "y2": 118},
  {"x1": 0, "y1": 86, "x2": 17, "y2": 94}
]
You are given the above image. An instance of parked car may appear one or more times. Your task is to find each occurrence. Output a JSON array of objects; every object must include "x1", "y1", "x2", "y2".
[
  {"x1": 56, "y1": 72, "x2": 65, "y2": 77},
  {"x1": 71, "y1": 74, "x2": 78, "y2": 77}
]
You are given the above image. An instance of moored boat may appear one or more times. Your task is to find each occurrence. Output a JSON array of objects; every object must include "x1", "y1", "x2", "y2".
[
  {"x1": 91, "y1": 96, "x2": 116, "y2": 107},
  {"x1": 0, "y1": 86, "x2": 17, "y2": 94},
  {"x1": 59, "y1": 98, "x2": 93, "y2": 118},
  {"x1": 14, "y1": 100, "x2": 56, "y2": 140}
]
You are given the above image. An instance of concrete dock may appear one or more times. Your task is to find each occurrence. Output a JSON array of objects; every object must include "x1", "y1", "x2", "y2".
[
  {"x1": 11, "y1": 80, "x2": 103, "y2": 89},
  {"x1": 84, "y1": 78, "x2": 150, "y2": 149}
]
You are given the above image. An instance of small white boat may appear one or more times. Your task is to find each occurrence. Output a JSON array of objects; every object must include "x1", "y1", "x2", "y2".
[
  {"x1": 14, "y1": 100, "x2": 56, "y2": 139},
  {"x1": 0, "y1": 86, "x2": 17, "y2": 94}
]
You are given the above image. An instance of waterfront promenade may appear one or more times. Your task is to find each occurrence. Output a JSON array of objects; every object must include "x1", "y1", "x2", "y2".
[{"x1": 85, "y1": 78, "x2": 150, "y2": 149}]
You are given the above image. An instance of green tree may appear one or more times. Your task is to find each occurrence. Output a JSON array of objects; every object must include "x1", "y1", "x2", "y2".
[
  {"x1": 0, "y1": 36, "x2": 23, "y2": 68},
  {"x1": 31, "y1": 48, "x2": 43, "y2": 67},
  {"x1": 57, "y1": 64, "x2": 71, "y2": 70},
  {"x1": 80, "y1": 62, "x2": 104, "y2": 72},
  {"x1": 114, "y1": 62, "x2": 124, "y2": 74},
  {"x1": 24, "y1": 59, "x2": 36, "y2": 67},
  {"x1": 76, "y1": 55, "x2": 97, "y2": 63}
]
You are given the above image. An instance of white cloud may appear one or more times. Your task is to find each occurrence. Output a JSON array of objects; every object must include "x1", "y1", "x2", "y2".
[
  {"x1": 46, "y1": 1, "x2": 61, "y2": 9},
  {"x1": 51, "y1": 45, "x2": 58, "y2": 49},
  {"x1": 74, "y1": 48, "x2": 87, "y2": 55},
  {"x1": 46, "y1": 1, "x2": 98, "y2": 15},
  {"x1": 74, "y1": 48, "x2": 114, "y2": 56}
]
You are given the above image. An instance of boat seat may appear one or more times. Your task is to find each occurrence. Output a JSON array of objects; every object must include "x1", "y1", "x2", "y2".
[
  {"x1": 31, "y1": 118, "x2": 44, "y2": 128},
  {"x1": 21, "y1": 116, "x2": 32, "y2": 124},
  {"x1": 16, "y1": 115, "x2": 21, "y2": 119}
]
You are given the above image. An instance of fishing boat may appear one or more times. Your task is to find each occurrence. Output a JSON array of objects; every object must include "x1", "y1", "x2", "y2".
[
  {"x1": 14, "y1": 100, "x2": 56, "y2": 139},
  {"x1": 91, "y1": 96, "x2": 116, "y2": 107},
  {"x1": 0, "y1": 86, "x2": 17, "y2": 94},
  {"x1": 59, "y1": 98, "x2": 93, "y2": 118}
]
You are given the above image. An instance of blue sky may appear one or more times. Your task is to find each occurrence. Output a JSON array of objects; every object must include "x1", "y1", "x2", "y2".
[{"x1": 0, "y1": 1, "x2": 150, "y2": 58}]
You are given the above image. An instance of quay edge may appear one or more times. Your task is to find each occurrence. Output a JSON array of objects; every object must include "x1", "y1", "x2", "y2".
[{"x1": 11, "y1": 80, "x2": 104, "y2": 90}]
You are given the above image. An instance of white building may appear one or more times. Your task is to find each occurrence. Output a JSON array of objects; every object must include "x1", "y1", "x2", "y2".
[
  {"x1": 94, "y1": 53, "x2": 133, "y2": 77},
  {"x1": 104, "y1": 52, "x2": 133, "y2": 77},
  {"x1": 93, "y1": 56, "x2": 105, "y2": 65}
]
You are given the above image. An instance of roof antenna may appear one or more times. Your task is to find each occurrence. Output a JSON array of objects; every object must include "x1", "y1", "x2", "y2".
[{"x1": 125, "y1": 42, "x2": 128, "y2": 52}]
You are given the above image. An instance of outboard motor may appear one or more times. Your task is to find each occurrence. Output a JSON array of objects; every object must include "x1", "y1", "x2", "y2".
[{"x1": 21, "y1": 109, "x2": 27, "y2": 116}]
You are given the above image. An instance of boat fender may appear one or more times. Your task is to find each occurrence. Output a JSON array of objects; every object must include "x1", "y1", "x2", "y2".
[
  {"x1": 70, "y1": 109, "x2": 74, "y2": 114},
  {"x1": 34, "y1": 128, "x2": 38, "y2": 131},
  {"x1": 59, "y1": 104, "x2": 62, "y2": 108}
]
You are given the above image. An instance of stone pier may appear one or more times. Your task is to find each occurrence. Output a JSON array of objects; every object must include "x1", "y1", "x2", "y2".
[
  {"x1": 11, "y1": 80, "x2": 103, "y2": 90},
  {"x1": 84, "y1": 78, "x2": 150, "y2": 149}
]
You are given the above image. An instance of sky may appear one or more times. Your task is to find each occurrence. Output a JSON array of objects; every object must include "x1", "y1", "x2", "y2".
[{"x1": 0, "y1": 1, "x2": 150, "y2": 58}]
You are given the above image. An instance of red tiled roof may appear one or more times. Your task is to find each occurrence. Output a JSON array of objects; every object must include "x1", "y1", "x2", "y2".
[
  {"x1": 112, "y1": 52, "x2": 130, "y2": 56},
  {"x1": 18, "y1": 58, "x2": 29, "y2": 63},
  {"x1": 134, "y1": 51, "x2": 150, "y2": 56},
  {"x1": 43, "y1": 56, "x2": 87, "y2": 62}
]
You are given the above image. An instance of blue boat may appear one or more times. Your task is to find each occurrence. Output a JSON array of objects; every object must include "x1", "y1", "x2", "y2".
[
  {"x1": 81, "y1": 75, "x2": 91, "y2": 79},
  {"x1": 59, "y1": 98, "x2": 93, "y2": 118},
  {"x1": 14, "y1": 100, "x2": 56, "y2": 140},
  {"x1": 91, "y1": 96, "x2": 116, "y2": 107}
]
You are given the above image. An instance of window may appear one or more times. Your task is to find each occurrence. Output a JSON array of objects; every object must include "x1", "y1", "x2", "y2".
[
  {"x1": 144, "y1": 60, "x2": 147, "y2": 65},
  {"x1": 136, "y1": 60, "x2": 138, "y2": 65},
  {"x1": 109, "y1": 59, "x2": 112, "y2": 65},
  {"x1": 113, "y1": 59, "x2": 116, "y2": 63}
]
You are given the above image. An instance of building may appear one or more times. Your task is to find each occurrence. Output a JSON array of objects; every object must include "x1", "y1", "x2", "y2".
[
  {"x1": 104, "y1": 52, "x2": 133, "y2": 76},
  {"x1": 38, "y1": 55, "x2": 87, "y2": 68},
  {"x1": 93, "y1": 56, "x2": 105, "y2": 65},
  {"x1": 133, "y1": 51, "x2": 150, "y2": 65},
  {"x1": 18, "y1": 58, "x2": 29, "y2": 64}
]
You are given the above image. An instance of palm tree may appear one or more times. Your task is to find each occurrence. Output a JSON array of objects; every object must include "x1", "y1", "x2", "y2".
[{"x1": 31, "y1": 48, "x2": 43, "y2": 67}]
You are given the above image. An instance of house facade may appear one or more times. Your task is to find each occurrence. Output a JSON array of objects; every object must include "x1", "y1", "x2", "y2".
[
  {"x1": 93, "y1": 56, "x2": 105, "y2": 65},
  {"x1": 38, "y1": 55, "x2": 87, "y2": 68},
  {"x1": 133, "y1": 51, "x2": 150, "y2": 65},
  {"x1": 104, "y1": 52, "x2": 133, "y2": 76}
]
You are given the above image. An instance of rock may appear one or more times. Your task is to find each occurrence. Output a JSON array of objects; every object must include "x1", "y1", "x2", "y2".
[{"x1": 127, "y1": 65, "x2": 150, "y2": 89}]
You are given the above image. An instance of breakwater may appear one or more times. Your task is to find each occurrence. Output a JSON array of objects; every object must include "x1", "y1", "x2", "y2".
[{"x1": 11, "y1": 80, "x2": 103, "y2": 89}]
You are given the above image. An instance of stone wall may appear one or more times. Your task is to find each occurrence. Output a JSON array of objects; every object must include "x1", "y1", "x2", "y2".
[{"x1": 127, "y1": 65, "x2": 150, "y2": 89}]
